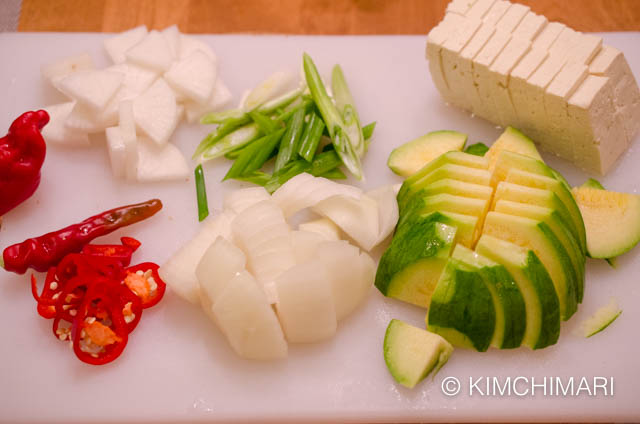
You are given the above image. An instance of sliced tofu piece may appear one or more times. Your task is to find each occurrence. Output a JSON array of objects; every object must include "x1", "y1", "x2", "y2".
[
  {"x1": 568, "y1": 75, "x2": 627, "y2": 174},
  {"x1": 488, "y1": 36, "x2": 531, "y2": 127},
  {"x1": 472, "y1": 29, "x2": 512, "y2": 121},
  {"x1": 465, "y1": 0, "x2": 496, "y2": 20},
  {"x1": 509, "y1": 47, "x2": 548, "y2": 129},
  {"x1": 482, "y1": 0, "x2": 510, "y2": 25},
  {"x1": 495, "y1": 2, "x2": 530, "y2": 33},
  {"x1": 531, "y1": 21, "x2": 564, "y2": 51},
  {"x1": 567, "y1": 34, "x2": 602, "y2": 65},
  {"x1": 458, "y1": 22, "x2": 497, "y2": 115},
  {"x1": 440, "y1": 17, "x2": 483, "y2": 109},
  {"x1": 589, "y1": 45, "x2": 640, "y2": 144},
  {"x1": 426, "y1": 13, "x2": 468, "y2": 104},
  {"x1": 543, "y1": 62, "x2": 589, "y2": 160},
  {"x1": 513, "y1": 12, "x2": 547, "y2": 41},
  {"x1": 447, "y1": 0, "x2": 478, "y2": 15}
]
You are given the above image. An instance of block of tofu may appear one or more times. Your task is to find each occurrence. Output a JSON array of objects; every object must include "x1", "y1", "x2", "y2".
[
  {"x1": 531, "y1": 21, "x2": 564, "y2": 51},
  {"x1": 458, "y1": 22, "x2": 498, "y2": 114},
  {"x1": 543, "y1": 62, "x2": 589, "y2": 160},
  {"x1": 589, "y1": 45, "x2": 640, "y2": 144},
  {"x1": 465, "y1": 0, "x2": 496, "y2": 20},
  {"x1": 567, "y1": 76, "x2": 627, "y2": 174},
  {"x1": 495, "y1": 3, "x2": 530, "y2": 33},
  {"x1": 513, "y1": 12, "x2": 547, "y2": 41},
  {"x1": 473, "y1": 29, "x2": 512, "y2": 120},
  {"x1": 440, "y1": 17, "x2": 483, "y2": 109},
  {"x1": 483, "y1": 0, "x2": 510, "y2": 25},
  {"x1": 488, "y1": 36, "x2": 531, "y2": 126},
  {"x1": 509, "y1": 47, "x2": 548, "y2": 129},
  {"x1": 447, "y1": 0, "x2": 478, "y2": 15}
]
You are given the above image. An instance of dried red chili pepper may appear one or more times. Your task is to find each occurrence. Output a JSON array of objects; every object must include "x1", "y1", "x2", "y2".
[
  {"x1": 123, "y1": 262, "x2": 166, "y2": 309},
  {"x1": 2, "y1": 199, "x2": 162, "y2": 274},
  {"x1": 0, "y1": 110, "x2": 49, "y2": 217}
]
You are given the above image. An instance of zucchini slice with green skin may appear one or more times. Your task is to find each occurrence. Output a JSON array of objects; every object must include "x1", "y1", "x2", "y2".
[
  {"x1": 383, "y1": 319, "x2": 453, "y2": 388},
  {"x1": 572, "y1": 186, "x2": 640, "y2": 259},
  {"x1": 388, "y1": 130, "x2": 468, "y2": 177},
  {"x1": 580, "y1": 298, "x2": 622, "y2": 338},
  {"x1": 485, "y1": 126, "x2": 543, "y2": 170}
]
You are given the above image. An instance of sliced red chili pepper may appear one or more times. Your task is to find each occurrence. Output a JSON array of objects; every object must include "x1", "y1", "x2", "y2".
[
  {"x1": 71, "y1": 280, "x2": 129, "y2": 366},
  {"x1": 120, "y1": 237, "x2": 141, "y2": 251},
  {"x1": 81, "y1": 237, "x2": 141, "y2": 267},
  {"x1": 31, "y1": 268, "x2": 62, "y2": 318},
  {"x1": 115, "y1": 284, "x2": 143, "y2": 333},
  {"x1": 123, "y1": 262, "x2": 166, "y2": 309},
  {"x1": 56, "y1": 253, "x2": 126, "y2": 285}
]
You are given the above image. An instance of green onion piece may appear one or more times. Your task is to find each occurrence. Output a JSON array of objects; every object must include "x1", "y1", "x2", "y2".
[
  {"x1": 274, "y1": 107, "x2": 306, "y2": 172},
  {"x1": 298, "y1": 112, "x2": 326, "y2": 162},
  {"x1": 303, "y1": 53, "x2": 363, "y2": 180},
  {"x1": 200, "y1": 108, "x2": 247, "y2": 125},
  {"x1": 310, "y1": 150, "x2": 341, "y2": 176},
  {"x1": 320, "y1": 168, "x2": 347, "y2": 180},
  {"x1": 193, "y1": 115, "x2": 253, "y2": 159},
  {"x1": 265, "y1": 160, "x2": 311, "y2": 193},
  {"x1": 224, "y1": 128, "x2": 285, "y2": 180},
  {"x1": 256, "y1": 88, "x2": 303, "y2": 114},
  {"x1": 332, "y1": 64, "x2": 365, "y2": 157},
  {"x1": 464, "y1": 142, "x2": 490, "y2": 156},
  {"x1": 362, "y1": 121, "x2": 376, "y2": 140},
  {"x1": 249, "y1": 110, "x2": 279, "y2": 134},
  {"x1": 224, "y1": 146, "x2": 246, "y2": 160},
  {"x1": 194, "y1": 164, "x2": 209, "y2": 222},
  {"x1": 234, "y1": 171, "x2": 272, "y2": 187},
  {"x1": 201, "y1": 123, "x2": 261, "y2": 160}
]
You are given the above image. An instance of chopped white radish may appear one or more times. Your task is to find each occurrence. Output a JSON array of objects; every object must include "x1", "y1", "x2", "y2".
[
  {"x1": 291, "y1": 230, "x2": 325, "y2": 264},
  {"x1": 159, "y1": 211, "x2": 235, "y2": 304},
  {"x1": 125, "y1": 30, "x2": 173, "y2": 72},
  {"x1": 165, "y1": 50, "x2": 217, "y2": 105},
  {"x1": 197, "y1": 236, "x2": 246, "y2": 311},
  {"x1": 275, "y1": 261, "x2": 336, "y2": 343},
  {"x1": 312, "y1": 194, "x2": 380, "y2": 251},
  {"x1": 161, "y1": 25, "x2": 181, "y2": 59},
  {"x1": 118, "y1": 99, "x2": 138, "y2": 181},
  {"x1": 107, "y1": 62, "x2": 158, "y2": 94},
  {"x1": 244, "y1": 70, "x2": 295, "y2": 111},
  {"x1": 315, "y1": 241, "x2": 373, "y2": 320},
  {"x1": 176, "y1": 103, "x2": 185, "y2": 122},
  {"x1": 178, "y1": 33, "x2": 217, "y2": 62},
  {"x1": 57, "y1": 70, "x2": 123, "y2": 112},
  {"x1": 105, "y1": 126, "x2": 126, "y2": 177},
  {"x1": 136, "y1": 136, "x2": 189, "y2": 182},
  {"x1": 223, "y1": 186, "x2": 271, "y2": 214},
  {"x1": 104, "y1": 25, "x2": 148, "y2": 64},
  {"x1": 237, "y1": 89, "x2": 251, "y2": 110},
  {"x1": 64, "y1": 103, "x2": 109, "y2": 133},
  {"x1": 298, "y1": 218, "x2": 342, "y2": 241},
  {"x1": 212, "y1": 271, "x2": 287, "y2": 360},
  {"x1": 232, "y1": 200, "x2": 295, "y2": 285},
  {"x1": 272, "y1": 173, "x2": 362, "y2": 218},
  {"x1": 40, "y1": 53, "x2": 94, "y2": 89},
  {"x1": 184, "y1": 78, "x2": 233, "y2": 123},
  {"x1": 132, "y1": 78, "x2": 177, "y2": 146},
  {"x1": 41, "y1": 102, "x2": 90, "y2": 147},
  {"x1": 366, "y1": 185, "x2": 399, "y2": 246}
]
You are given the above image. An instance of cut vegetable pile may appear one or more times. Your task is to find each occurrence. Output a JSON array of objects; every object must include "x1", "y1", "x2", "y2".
[
  {"x1": 40, "y1": 25, "x2": 231, "y2": 182},
  {"x1": 159, "y1": 173, "x2": 398, "y2": 359},
  {"x1": 193, "y1": 54, "x2": 375, "y2": 192}
]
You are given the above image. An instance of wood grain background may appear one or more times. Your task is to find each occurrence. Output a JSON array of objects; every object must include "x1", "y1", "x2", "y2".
[{"x1": 18, "y1": 0, "x2": 640, "y2": 34}]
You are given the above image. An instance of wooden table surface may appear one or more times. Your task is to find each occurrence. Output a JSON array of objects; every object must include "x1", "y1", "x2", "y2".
[{"x1": 18, "y1": 0, "x2": 640, "y2": 34}]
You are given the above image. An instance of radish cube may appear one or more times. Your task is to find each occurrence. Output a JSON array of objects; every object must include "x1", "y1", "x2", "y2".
[
  {"x1": 125, "y1": 30, "x2": 173, "y2": 72},
  {"x1": 165, "y1": 50, "x2": 217, "y2": 105},
  {"x1": 104, "y1": 25, "x2": 148, "y2": 64},
  {"x1": 196, "y1": 237, "x2": 246, "y2": 310},
  {"x1": 162, "y1": 24, "x2": 181, "y2": 59},
  {"x1": 105, "y1": 126, "x2": 126, "y2": 177},
  {"x1": 57, "y1": 70, "x2": 123, "y2": 112},
  {"x1": 41, "y1": 53, "x2": 94, "y2": 89},
  {"x1": 184, "y1": 78, "x2": 233, "y2": 123},
  {"x1": 133, "y1": 78, "x2": 177, "y2": 146},
  {"x1": 118, "y1": 99, "x2": 138, "y2": 181},
  {"x1": 136, "y1": 136, "x2": 189, "y2": 182},
  {"x1": 64, "y1": 103, "x2": 109, "y2": 133},
  {"x1": 42, "y1": 102, "x2": 90, "y2": 147},
  {"x1": 178, "y1": 33, "x2": 217, "y2": 62}
]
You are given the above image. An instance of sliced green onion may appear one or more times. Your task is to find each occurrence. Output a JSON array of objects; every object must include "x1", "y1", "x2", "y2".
[
  {"x1": 234, "y1": 171, "x2": 272, "y2": 187},
  {"x1": 310, "y1": 150, "x2": 341, "y2": 176},
  {"x1": 362, "y1": 121, "x2": 376, "y2": 140},
  {"x1": 265, "y1": 160, "x2": 311, "y2": 193},
  {"x1": 249, "y1": 110, "x2": 279, "y2": 134},
  {"x1": 224, "y1": 128, "x2": 285, "y2": 180},
  {"x1": 298, "y1": 112, "x2": 326, "y2": 162},
  {"x1": 257, "y1": 88, "x2": 303, "y2": 114},
  {"x1": 303, "y1": 53, "x2": 363, "y2": 180},
  {"x1": 275, "y1": 108, "x2": 306, "y2": 172},
  {"x1": 193, "y1": 115, "x2": 252, "y2": 159},
  {"x1": 194, "y1": 164, "x2": 209, "y2": 222},
  {"x1": 332, "y1": 64, "x2": 365, "y2": 157},
  {"x1": 202, "y1": 123, "x2": 261, "y2": 160},
  {"x1": 200, "y1": 108, "x2": 247, "y2": 125},
  {"x1": 224, "y1": 146, "x2": 247, "y2": 160},
  {"x1": 320, "y1": 168, "x2": 347, "y2": 180}
]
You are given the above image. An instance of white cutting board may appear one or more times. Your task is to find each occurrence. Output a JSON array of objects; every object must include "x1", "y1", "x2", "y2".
[{"x1": 0, "y1": 32, "x2": 639, "y2": 423}]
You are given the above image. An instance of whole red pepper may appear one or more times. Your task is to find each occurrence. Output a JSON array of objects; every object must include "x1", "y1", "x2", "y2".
[
  {"x1": 2, "y1": 199, "x2": 162, "y2": 274},
  {"x1": 0, "y1": 110, "x2": 49, "y2": 217}
]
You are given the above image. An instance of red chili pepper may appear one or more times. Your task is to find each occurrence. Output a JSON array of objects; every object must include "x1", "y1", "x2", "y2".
[
  {"x1": 0, "y1": 110, "x2": 49, "y2": 217},
  {"x1": 2, "y1": 199, "x2": 162, "y2": 274},
  {"x1": 81, "y1": 237, "x2": 141, "y2": 267},
  {"x1": 123, "y1": 262, "x2": 166, "y2": 309},
  {"x1": 71, "y1": 280, "x2": 129, "y2": 365}
]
